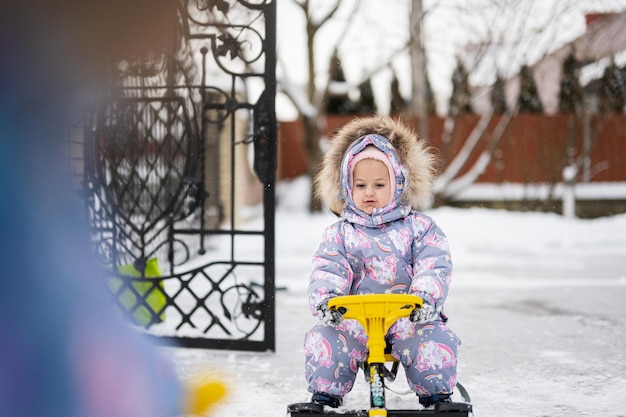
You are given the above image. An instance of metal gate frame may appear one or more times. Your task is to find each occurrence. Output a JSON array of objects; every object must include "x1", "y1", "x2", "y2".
[{"x1": 79, "y1": 0, "x2": 276, "y2": 351}]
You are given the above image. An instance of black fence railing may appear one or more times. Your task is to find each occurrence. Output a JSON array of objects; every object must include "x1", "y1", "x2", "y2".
[{"x1": 74, "y1": 0, "x2": 276, "y2": 351}]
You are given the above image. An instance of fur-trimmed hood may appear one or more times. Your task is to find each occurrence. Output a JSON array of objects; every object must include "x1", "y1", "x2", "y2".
[{"x1": 315, "y1": 116, "x2": 437, "y2": 217}]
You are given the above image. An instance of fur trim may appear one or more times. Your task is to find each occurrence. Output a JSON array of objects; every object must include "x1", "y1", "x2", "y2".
[{"x1": 315, "y1": 116, "x2": 438, "y2": 215}]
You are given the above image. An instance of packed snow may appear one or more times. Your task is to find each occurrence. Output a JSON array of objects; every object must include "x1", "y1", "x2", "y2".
[{"x1": 166, "y1": 176, "x2": 626, "y2": 417}]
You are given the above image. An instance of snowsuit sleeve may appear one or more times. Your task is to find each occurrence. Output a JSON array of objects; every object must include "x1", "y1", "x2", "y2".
[
  {"x1": 308, "y1": 221, "x2": 354, "y2": 315},
  {"x1": 409, "y1": 214, "x2": 453, "y2": 314}
]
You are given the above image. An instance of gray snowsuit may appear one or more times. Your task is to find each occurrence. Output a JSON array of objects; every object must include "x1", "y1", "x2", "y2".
[{"x1": 304, "y1": 116, "x2": 461, "y2": 401}]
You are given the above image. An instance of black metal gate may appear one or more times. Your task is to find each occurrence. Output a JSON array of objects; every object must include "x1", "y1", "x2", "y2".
[{"x1": 78, "y1": 0, "x2": 276, "y2": 351}]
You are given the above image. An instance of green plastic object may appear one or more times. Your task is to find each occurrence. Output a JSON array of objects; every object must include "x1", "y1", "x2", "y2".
[{"x1": 107, "y1": 258, "x2": 166, "y2": 326}]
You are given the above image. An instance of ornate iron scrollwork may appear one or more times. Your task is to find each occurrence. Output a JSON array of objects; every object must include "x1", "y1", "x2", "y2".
[{"x1": 79, "y1": 0, "x2": 276, "y2": 351}]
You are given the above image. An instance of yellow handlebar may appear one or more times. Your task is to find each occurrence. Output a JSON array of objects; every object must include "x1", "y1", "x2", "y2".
[{"x1": 327, "y1": 294, "x2": 422, "y2": 363}]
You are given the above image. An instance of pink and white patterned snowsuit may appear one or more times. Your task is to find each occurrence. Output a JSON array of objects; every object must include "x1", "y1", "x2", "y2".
[{"x1": 304, "y1": 133, "x2": 461, "y2": 401}]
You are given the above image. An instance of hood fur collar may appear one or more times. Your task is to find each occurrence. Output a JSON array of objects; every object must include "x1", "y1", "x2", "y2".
[{"x1": 315, "y1": 116, "x2": 437, "y2": 215}]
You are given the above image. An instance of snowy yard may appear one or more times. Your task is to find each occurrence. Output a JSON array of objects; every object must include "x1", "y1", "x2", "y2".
[{"x1": 166, "y1": 180, "x2": 626, "y2": 417}]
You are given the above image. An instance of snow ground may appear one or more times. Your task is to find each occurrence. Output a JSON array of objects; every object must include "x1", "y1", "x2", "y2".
[{"x1": 165, "y1": 178, "x2": 626, "y2": 417}]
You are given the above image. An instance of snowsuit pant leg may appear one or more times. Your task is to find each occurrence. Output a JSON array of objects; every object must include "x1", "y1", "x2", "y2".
[
  {"x1": 304, "y1": 319, "x2": 369, "y2": 398},
  {"x1": 389, "y1": 320, "x2": 461, "y2": 398}
]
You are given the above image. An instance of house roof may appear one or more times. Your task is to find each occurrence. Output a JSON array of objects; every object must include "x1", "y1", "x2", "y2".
[{"x1": 468, "y1": 10, "x2": 626, "y2": 114}]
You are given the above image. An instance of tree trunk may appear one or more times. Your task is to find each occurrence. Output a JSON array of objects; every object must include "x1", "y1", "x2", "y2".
[
  {"x1": 303, "y1": 115, "x2": 323, "y2": 212},
  {"x1": 409, "y1": 0, "x2": 429, "y2": 138}
]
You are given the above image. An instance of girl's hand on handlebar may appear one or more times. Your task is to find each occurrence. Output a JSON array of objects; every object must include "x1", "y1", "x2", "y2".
[
  {"x1": 316, "y1": 300, "x2": 347, "y2": 326},
  {"x1": 409, "y1": 303, "x2": 436, "y2": 323}
]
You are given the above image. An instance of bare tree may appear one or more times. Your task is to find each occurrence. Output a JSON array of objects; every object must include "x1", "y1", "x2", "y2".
[
  {"x1": 429, "y1": 0, "x2": 584, "y2": 205},
  {"x1": 278, "y1": 0, "x2": 588, "y2": 211},
  {"x1": 279, "y1": 0, "x2": 359, "y2": 211},
  {"x1": 491, "y1": 74, "x2": 508, "y2": 114},
  {"x1": 409, "y1": 0, "x2": 430, "y2": 138}
]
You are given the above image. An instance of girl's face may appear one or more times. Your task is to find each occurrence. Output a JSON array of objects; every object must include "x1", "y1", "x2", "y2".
[{"x1": 352, "y1": 159, "x2": 392, "y2": 215}]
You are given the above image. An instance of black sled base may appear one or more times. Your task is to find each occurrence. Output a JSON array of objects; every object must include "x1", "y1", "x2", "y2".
[{"x1": 287, "y1": 402, "x2": 472, "y2": 417}]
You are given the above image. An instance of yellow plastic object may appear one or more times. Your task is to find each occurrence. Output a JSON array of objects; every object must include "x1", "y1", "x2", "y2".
[
  {"x1": 107, "y1": 257, "x2": 166, "y2": 326},
  {"x1": 369, "y1": 409, "x2": 388, "y2": 417},
  {"x1": 328, "y1": 294, "x2": 422, "y2": 364},
  {"x1": 184, "y1": 379, "x2": 228, "y2": 415}
]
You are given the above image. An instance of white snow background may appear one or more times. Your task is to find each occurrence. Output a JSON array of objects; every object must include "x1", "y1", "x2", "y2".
[{"x1": 165, "y1": 177, "x2": 626, "y2": 417}]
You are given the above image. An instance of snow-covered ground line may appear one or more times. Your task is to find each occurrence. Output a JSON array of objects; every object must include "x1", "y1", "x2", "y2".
[{"x1": 165, "y1": 179, "x2": 626, "y2": 417}]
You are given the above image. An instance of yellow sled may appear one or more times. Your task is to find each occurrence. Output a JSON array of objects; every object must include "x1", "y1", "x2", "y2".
[{"x1": 287, "y1": 294, "x2": 472, "y2": 417}]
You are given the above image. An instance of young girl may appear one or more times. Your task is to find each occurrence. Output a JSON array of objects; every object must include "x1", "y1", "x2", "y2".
[{"x1": 304, "y1": 116, "x2": 460, "y2": 409}]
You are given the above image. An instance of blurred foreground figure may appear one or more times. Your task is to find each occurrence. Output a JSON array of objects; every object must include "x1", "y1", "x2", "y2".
[{"x1": 0, "y1": 1, "x2": 224, "y2": 416}]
